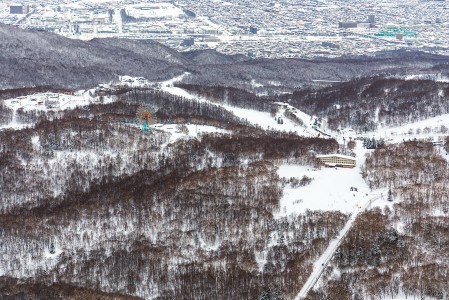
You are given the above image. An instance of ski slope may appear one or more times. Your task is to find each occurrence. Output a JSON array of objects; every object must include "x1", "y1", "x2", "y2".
[
  {"x1": 160, "y1": 73, "x2": 327, "y2": 135},
  {"x1": 276, "y1": 165, "x2": 371, "y2": 216},
  {"x1": 372, "y1": 113, "x2": 449, "y2": 143},
  {"x1": 151, "y1": 123, "x2": 230, "y2": 144},
  {"x1": 276, "y1": 143, "x2": 386, "y2": 299}
]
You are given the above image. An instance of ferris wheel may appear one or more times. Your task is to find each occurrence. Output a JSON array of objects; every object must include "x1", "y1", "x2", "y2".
[{"x1": 136, "y1": 105, "x2": 157, "y2": 131}]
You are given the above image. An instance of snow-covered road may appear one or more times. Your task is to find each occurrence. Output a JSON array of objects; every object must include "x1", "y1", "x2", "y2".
[{"x1": 295, "y1": 193, "x2": 382, "y2": 299}]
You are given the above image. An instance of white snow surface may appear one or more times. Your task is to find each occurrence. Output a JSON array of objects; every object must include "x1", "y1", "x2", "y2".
[
  {"x1": 161, "y1": 73, "x2": 329, "y2": 136},
  {"x1": 276, "y1": 143, "x2": 381, "y2": 217},
  {"x1": 371, "y1": 113, "x2": 449, "y2": 143},
  {"x1": 1, "y1": 89, "x2": 116, "y2": 131},
  {"x1": 276, "y1": 165, "x2": 369, "y2": 215},
  {"x1": 151, "y1": 123, "x2": 230, "y2": 144}
]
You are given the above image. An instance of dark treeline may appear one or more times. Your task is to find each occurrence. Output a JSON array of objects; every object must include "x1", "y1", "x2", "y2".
[
  {"x1": 121, "y1": 88, "x2": 249, "y2": 129},
  {"x1": 203, "y1": 133, "x2": 338, "y2": 165},
  {"x1": 280, "y1": 77, "x2": 449, "y2": 132},
  {"x1": 0, "y1": 102, "x2": 13, "y2": 125},
  {"x1": 445, "y1": 136, "x2": 449, "y2": 153},
  {"x1": 0, "y1": 86, "x2": 73, "y2": 101},
  {"x1": 175, "y1": 83, "x2": 274, "y2": 112},
  {"x1": 0, "y1": 277, "x2": 140, "y2": 300}
]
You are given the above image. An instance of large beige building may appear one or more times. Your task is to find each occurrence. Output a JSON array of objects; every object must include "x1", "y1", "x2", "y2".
[{"x1": 316, "y1": 154, "x2": 356, "y2": 168}]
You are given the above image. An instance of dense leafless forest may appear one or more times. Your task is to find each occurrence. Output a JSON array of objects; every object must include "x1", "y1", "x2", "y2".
[
  {"x1": 176, "y1": 76, "x2": 449, "y2": 134},
  {"x1": 2, "y1": 23, "x2": 449, "y2": 300},
  {"x1": 0, "y1": 85, "x2": 346, "y2": 299},
  {"x1": 307, "y1": 141, "x2": 449, "y2": 299},
  {"x1": 282, "y1": 77, "x2": 449, "y2": 132}
]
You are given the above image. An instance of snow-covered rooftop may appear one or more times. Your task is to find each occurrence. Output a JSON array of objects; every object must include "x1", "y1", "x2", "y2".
[{"x1": 316, "y1": 154, "x2": 356, "y2": 160}]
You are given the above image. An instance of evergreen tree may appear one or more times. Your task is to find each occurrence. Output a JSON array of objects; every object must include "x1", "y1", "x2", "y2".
[
  {"x1": 387, "y1": 189, "x2": 393, "y2": 202},
  {"x1": 49, "y1": 241, "x2": 55, "y2": 254}
]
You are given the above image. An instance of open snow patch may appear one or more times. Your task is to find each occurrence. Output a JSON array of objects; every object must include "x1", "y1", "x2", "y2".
[{"x1": 276, "y1": 164, "x2": 371, "y2": 216}]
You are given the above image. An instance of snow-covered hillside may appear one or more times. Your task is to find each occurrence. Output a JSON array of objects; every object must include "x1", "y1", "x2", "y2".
[{"x1": 2, "y1": 69, "x2": 449, "y2": 300}]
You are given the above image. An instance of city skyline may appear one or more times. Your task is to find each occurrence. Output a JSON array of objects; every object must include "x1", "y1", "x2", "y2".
[{"x1": 1, "y1": 0, "x2": 449, "y2": 58}]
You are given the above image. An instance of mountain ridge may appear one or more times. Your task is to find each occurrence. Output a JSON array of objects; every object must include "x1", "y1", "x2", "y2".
[{"x1": 1, "y1": 23, "x2": 449, "y2": 91}]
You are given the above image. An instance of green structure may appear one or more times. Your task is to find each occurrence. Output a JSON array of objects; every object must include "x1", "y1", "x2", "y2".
[{"x1": 374, "y1": 26, "x2": 417, "y2": 38}]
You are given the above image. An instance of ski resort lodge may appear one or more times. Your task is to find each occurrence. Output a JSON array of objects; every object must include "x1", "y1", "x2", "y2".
[{"x1": 316, "y1": 154, "x2": 356, "y2": 168}]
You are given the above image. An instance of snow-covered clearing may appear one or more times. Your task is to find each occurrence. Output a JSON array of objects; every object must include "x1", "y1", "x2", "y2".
[
  {"x1": 4, "y1": 90, "x2": 114, "y2": 113},
  {"x1": 276, "y1": 165, "x2": 370, "y2": 215},
  {"x1": 227, "y1": 105, "x2": 301, "y2": 132},
  {"x1": 160, "y1": 73, "x2": 199, "y2": 100},
  {"x1": 275, "y1": 102, "x2": 333, "y2": 136},
  {"x1": 277, "y1": 142, "x2": 384, "y2": 216},
  {"x1": 1, "y1": 89, "x2": 116, "y2": 131},
  {"x1": 151, "y1": 123, "x2": 230, "y2": 144},
  {"x1": 370, "y1": 113, "x2": 449, "y2": 143}
]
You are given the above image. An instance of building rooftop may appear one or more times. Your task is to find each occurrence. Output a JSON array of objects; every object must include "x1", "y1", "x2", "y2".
[{"x1": 316, "y1": 154, "x2": 356, "y2": 160}]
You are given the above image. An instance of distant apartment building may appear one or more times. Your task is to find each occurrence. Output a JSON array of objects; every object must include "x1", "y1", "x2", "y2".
[
  {"x1": 322, "y1": 42, "x2": 340, "y2": 49},
  {"x1": 338, "y1": 22, "x2": 358, "y2": 29},
  {"x1": 181, "y1": 37, "x2": 194, "y2": 47},
  {"x1": 316, "y1": 154, "x2": 356, "y2": 168},
  {"x1": 249, "y1": 26, "x2": 258, "y2": 34},
  {"x1": 10, "y1": 4, "x2": 29, "y2": 14},
  {"x1": 10, "y1": 5, "x2": 23, "y2": 14}
]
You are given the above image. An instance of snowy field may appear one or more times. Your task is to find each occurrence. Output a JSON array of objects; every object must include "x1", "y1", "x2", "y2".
[
  {"x1": 151, "y1": 123, "x2": 230, "y2": 144},
  {"x1": 275, "y1": 143, "x2": 388, "y2": 299},
  {"x1": 1, "y1": 89, "x2": 115, "y2": 131},
  {"x1": 3, "y1": 91, "x2": 113, "y2": 113},
  {"x1": 373, "y1": 113, "x2": 449, "y2": 143},
  {"x1": 276, "y1": 143, "x2": 386, "y2": 217},
  {"x1": 276, "y1": 165, "x2": 371, "y2": 215}
]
